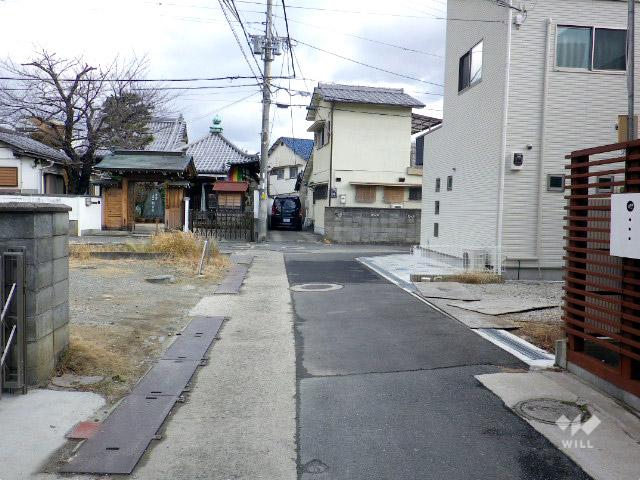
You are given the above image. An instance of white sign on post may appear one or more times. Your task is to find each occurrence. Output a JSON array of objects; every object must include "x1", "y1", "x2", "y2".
[{"x1": 610, "y1": 193, "x2": 640, "y2": 259}]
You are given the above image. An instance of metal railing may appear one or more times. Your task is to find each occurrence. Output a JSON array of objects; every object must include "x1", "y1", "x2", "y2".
[{"x1": 1, "y1": 250, "x2": 26, "y2": 397}]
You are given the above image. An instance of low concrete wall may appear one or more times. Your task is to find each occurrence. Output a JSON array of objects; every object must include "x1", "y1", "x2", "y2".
[
  {"x1": 324, "y1": 207, "x2": 421, "y2": 244},
  {"x1": 0, "y1": 193, "x2": 101, "y2": 235},
  {"x1": 0, "y1": 202, "x2": 71, "y2": 385}
]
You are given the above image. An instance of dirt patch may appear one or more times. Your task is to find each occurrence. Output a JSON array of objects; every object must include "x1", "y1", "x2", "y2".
[
  {"x1": 59, "y1": 249, "x2": 228, "y2": 402},
  {"x1": 512, "y1": 320, "x2": 565, "y2": 353}
]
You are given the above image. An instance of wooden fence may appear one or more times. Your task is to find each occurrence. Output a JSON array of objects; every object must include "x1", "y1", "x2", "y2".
[
  {"x1": 189, "y1": 209, "x2": 255, "y2": 242},
  {"x1": 564, "y1": 140, "x2": 640, "y2": 398}
]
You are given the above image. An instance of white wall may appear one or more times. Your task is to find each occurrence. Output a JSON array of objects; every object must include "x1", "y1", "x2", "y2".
[
  {"x1": 421, "y1": 0, "x2": 508, "y2": 254},
  {"x1": 504, "y1": 0, "x2": 640, "y2": 268},
  {"x1": 0, "y1": 147, "x2": 43, "y2": 193},
  {"x1": 268, "y1": 143, "x2": 306, "y2": 197},
  {"x1": 0, "y1": 194, "x2": 102, "y2": 235}
]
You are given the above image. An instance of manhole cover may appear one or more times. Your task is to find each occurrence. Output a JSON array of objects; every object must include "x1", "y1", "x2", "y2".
[
  {"x1": 290, "y1": 283, "x2": 343, "y2": 292},
  {"x1": 514, "y1": 398, "x2": 589, "y2": 425}
]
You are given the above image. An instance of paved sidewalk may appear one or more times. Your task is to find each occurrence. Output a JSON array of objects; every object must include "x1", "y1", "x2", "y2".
[{"x1": 127, "y1": 250, "x2": 297, "y2": 480}]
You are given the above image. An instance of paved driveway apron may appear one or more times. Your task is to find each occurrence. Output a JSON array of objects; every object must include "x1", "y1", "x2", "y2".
[{"x1": 285, "y1": 252, "x2": 591, "y2": 480}]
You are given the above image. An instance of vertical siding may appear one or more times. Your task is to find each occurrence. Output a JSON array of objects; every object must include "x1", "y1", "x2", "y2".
[
  {"x1": 421, "y1": 0, "x2": 509, "y2": 251},
  {"x1": 505, "y1": 0, "x2": 640, "y2": 268}
]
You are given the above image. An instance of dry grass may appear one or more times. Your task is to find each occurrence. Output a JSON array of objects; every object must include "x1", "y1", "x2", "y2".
[
  {"x1": 70, "y1": 232, "x2": 227, "y2": 279},
  {"x1": 440, "y1": 270, "x2": 504, "y2": 284},
  {"x1": 57, "y1": 325, "x2": 160, "y2": 399},
  {"x1": 514, "y1": 321, "x2": 565, "y2": 352}
]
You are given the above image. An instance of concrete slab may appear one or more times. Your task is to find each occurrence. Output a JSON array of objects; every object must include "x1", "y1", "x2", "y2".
[
  {"x1": 0, "y1": 389, "x2": 104, "y2": 479},
  {"x1": 359, "y1": 253, "x2": 462, "y2": 285},
  {"x1": 429, "y1": 299, "x2": 520, "y2": 329},
  {"x1": 413, "y1": 281, "x2": 481, "y2": 301},
  {"x1": 447, "y1": 299, "x2": 559, "y2": 315},
  {"x1": 128, "y1": 250, "x2": 296, "y2": 480},
  {"x1": 477, "y1": 370, "x2": 640, "y2": 480}
]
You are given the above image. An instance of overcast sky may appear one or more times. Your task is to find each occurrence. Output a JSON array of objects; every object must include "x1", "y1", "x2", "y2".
[{"x1": 0, "y1": 0, "x2": 447, "y2": 153}]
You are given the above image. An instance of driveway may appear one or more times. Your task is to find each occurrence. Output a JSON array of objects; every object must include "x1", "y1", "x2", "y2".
[{"x1": 285, "y1": 251, "x2": 591, "y2": 480}]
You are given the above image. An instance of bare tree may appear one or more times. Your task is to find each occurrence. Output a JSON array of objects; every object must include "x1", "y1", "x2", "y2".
[{"x1": 0, "y1": 51, "x2": 168, "y2": 194}]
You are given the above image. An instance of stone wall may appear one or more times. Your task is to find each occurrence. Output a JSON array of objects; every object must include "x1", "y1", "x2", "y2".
[
  {"x1": 0, "y1": 202, "x2": 71, "y2": 385},
  {"x1": 324, "y1": 207, "x2": 421, "y2": 244}
]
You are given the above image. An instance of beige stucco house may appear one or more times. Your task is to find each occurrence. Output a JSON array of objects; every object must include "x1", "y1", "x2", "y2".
[
  {"x1": 268, "y1": 137, "x2": 314, "y2": 197},
  {"x1": 305, "y1": 83, "x2": 425, "y2": 235}
]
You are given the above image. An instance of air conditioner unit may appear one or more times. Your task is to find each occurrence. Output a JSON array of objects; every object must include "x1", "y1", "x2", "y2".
[{"x1": 462, "y1": 249, "x2": 488, "y2": 271}]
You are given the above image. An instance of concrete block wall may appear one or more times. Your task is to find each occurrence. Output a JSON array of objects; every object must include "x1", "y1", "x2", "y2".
[
  {"x1": 324, "y1": 207, "x2": 421, "y2": 244},
  {"x1": 0, "y1": 202, "x2": 71, "y2": 385}
]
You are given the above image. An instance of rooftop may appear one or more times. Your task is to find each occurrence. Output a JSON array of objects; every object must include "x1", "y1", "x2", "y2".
[
  {"x1": 186, "y1": 131, "x2": 258, "y2": 175},
  {"x1": 0, "y1": 130, "x2": 70, "y2": 164},
  {"x1": 269, "y1": 137, "x2": 314, "y2": 161},
  {"x1": 307, "y1": 83, "x2": 425, "y2": 120},
  {"x1": 145, "y1": 115, "x2": 188, "y2": 151},
  {"x1": 95, "y1": 150, "x2": 195, "y2": 175}
]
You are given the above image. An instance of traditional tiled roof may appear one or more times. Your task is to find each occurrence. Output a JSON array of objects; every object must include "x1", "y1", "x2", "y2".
[
  {"x1": 269, "y1": 137, "x2": 314, "y2": 161},
  {"x1": 145, "y1": 115, "x2": 188, "y2": 151},
  {"x1": 0, "y1": 130, "x2": 70, "y2": 163},
  {"x1": 186, "y1": 132, "x2": 258, "y2": 174},
  {"x1": 96, "y1": 150, "x2": 195, "y2": 174},
  {"x1": 311, "y1": 83, "x2": 425, "y2": 108}
]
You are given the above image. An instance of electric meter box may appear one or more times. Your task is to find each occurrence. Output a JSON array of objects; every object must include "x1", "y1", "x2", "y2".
[{"x1": 610, "y1": 193, "x2": 640, "y2": 259}]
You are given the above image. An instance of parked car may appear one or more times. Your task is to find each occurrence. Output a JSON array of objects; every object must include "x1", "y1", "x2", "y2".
[{"x1": 270, "y1": 196, "x2": 303, "y2": 230}]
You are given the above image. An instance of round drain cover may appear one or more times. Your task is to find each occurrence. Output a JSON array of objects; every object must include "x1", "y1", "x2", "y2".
[
  {"x1": 514, "y1": 398, "x2": 589, "y2": 425},
  {"x1": 290, "y1": 283, "x2": 343, "y2": 292}
]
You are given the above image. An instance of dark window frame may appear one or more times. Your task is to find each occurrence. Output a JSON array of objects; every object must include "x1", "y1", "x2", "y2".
[
  {"x1": 435, "y1": 177, "x2": 441, "y2": 193},
  {"x1": 408, "y1": 186, "x2": 422, "y2": 201},
  {"x1": 458, "y1": 40, "x2": 483, "y2": 93},
  {"x1": 556, "y1": 25, "x2": 627, "y2": 72},
  {"x1": 447, "y1": 175, "x2": 453, "y2": 191},
  {"x1": 433, "y1": 222, "x2": 439, "y2": 238},
  {"x1": 547, "y1": 174, "x2": 565, "y2": 192},
  {"x1": 434, "y1": 200, "x2": 440, "y2": 215}
]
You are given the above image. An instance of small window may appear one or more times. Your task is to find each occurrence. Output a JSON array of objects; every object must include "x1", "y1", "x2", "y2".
[
  {"x1": 459, "y1": 40, "x2": 483, "y2": 92},
  {"x1": 447, "y1": 176, "x2": 453, "y2": 191},
  {"x1": 547, "y1": 174, "x2": 565, "y2": 192},
  {"x1": 355, "y1": 185, "x2": 376, "y2": 203},
  {"x1": 289, "y1": 166, "x2": 298, "y2": 179},
  {"x1": 384, "y1": 186, "x2": 405, "y2": 204},
  {"x1": 408, "y1": 186, "x2": 422, "y2": 201},
  {"x1": 434, "y1": 201, "x2": 440, "y2": 215},
  {"x1": 0, "y1": 167, "x2": 18, "y2": 187},
  {"x1": 435, "y1": 178, "x2": 441, "y2": 193},
  {"x1": 276, "y1": 169, "x2": 284, "y2": 180},
  {"x1": 596, "y1": 176, "x2": 614, "y2": 193},
  {"x1": 433, "y1": 223, "x2": 439, "y2": 238},
  {"x1": 557, "y1": 26, "x2": 626, "y2": 71},
  {"x1": 415, "y1": 136, "x2": 424, "y2": 166},
  {"x1": 313, "y1": 184, "x2": 328, "y2": 203}
]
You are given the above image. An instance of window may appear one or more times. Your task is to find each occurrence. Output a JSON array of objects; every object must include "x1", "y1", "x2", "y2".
[
  {"x1": 0, "y1": 167, "x2": 18, "y2": 187},
  {"x1": 415, "y1": 136, "x2": 424, "y2": 166},
  {"x1": 547, "y1": 174, "x2": 565, "y2": 192},
  {"x1": 557, "y1": 26, "x2": 626, "y2": 71},
  {"x1": 289, "y1": 166, "x2": 298, "y2": 179},
  {"x1": 434, "y1": 201, "x2": 440, "y2": 215},
  {"x1": 433, "y1": 223, "x2": 439, "y2": 238},
  {"x1": 408, "y1": 187, "x2": 422, "y2": 201},
  {"x1": 314, "y1": 121, "x2": 331, "y2": 148},
  {"x1": 447, "y1": 176, "x2": 453, "y2": 191},
  {"x1": 313, "y1": 184, "x2": 328, "y2": 203},
  {"x1": 596, "y1": 176, "x2": 614, "y2": 193},
  {"x1": 384, "y1": 186, "x2": 405, "y2": 204},
  {"x1": 276, "y1": 169, "x2": 284, "y2": 180},
  {"x1": 459, "y1": 40, "x2": 483, "y2": 92},
  {"x1": 435, "y1": 178, "x2": 441, "y2": 192},
  {"x1": 355, "y1": 185, "x2": 376, "y2": 203}
]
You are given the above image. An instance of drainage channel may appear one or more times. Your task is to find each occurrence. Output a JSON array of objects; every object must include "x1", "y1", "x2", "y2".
[{"x1": 61, "y1": 316, "x2": 224, "y2": 475}]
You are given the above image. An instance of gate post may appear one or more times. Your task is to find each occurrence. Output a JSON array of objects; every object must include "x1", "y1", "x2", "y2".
[{"x1": 184, "y1": 197, "x2": 190, "y2": 233}]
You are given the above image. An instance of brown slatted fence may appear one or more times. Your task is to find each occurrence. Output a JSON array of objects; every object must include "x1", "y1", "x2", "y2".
[{"x1": 564, "y1": 140, "x2": 640, "y2": 397}]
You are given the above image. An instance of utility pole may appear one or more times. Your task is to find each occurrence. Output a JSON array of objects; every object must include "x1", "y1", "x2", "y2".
[
  {"x1": 257, "y1": 0, "x2": 274, "y2": 242},
  {"x1": 629, "y1": 0, "x2": 636, "y2": 140}
]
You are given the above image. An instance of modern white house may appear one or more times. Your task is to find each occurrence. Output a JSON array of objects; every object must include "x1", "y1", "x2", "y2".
[
  {"x1": 305, "y1": 83, "x2": 425, "y2": 235},
  {"x1": 267, "y1": 137, "x2": 313, "y2": 197},
  {"x1": 420, "y1": 0, "x2": 640, "y2": 279}
]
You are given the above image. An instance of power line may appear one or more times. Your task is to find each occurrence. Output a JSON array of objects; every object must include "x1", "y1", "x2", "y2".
[
  {"x1": 280, "y1": 0, "x2": 296, "y2": 77},
  {"x1": 0, "y1": 75, "x2": 296, "y2": 83},
  {"x1": 218, "y1": 0, "x2": 263, "y2": 83},
  {"x1": 293, "y1": 39, "x2": 444, "y2": 87}
]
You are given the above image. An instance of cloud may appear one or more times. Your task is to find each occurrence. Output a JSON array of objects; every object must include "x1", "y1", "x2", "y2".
[{"x1": 0, "y1": 0, "x2": 447, "y2": 152}]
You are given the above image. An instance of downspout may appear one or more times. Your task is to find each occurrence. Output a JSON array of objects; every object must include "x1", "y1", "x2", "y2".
[
  {"x1": 495, "y1": 2, "x2": 514, "y2": 273},
  {"x1": 328, "y1": 102, "x2": 335, "y2": 207},
  {"x1": 536, "y1": 18, "x2": 553, "y2": 270}
]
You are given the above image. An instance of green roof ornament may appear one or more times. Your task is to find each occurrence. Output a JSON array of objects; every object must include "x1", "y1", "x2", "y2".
[{"x1": 210, "y1": 115, "x2": 223, "y2": 134}]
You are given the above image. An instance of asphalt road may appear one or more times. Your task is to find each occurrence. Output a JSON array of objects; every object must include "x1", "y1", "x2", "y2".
[{"x1": 285, "y1": 251, "x2": 591, "y2": 480}]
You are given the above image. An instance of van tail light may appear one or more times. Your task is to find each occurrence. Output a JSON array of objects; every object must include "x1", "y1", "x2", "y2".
[{"x1": 272, "y1": 204, "x2": 277, "y2": 215}]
